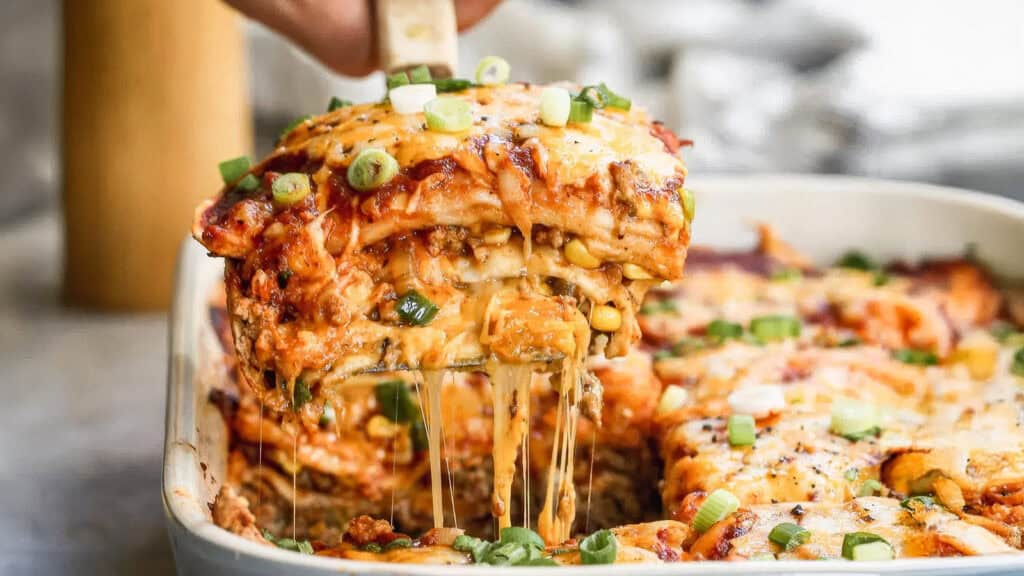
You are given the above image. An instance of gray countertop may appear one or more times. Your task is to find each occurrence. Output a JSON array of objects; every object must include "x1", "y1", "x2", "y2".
[{"x1": 0, "y1": 214, "x2": 176, "y2": 575}]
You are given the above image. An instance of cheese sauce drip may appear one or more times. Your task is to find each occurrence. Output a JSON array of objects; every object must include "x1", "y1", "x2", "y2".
[
  {"x1": 421, "y1": 371, "x2": 447, "y2": 528},
  {"x1": 487, "y1": 361, "x2": 534, "y2": 530}
]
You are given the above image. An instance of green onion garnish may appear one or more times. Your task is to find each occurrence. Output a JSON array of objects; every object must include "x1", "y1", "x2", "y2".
[
  {"x1": 499, "y1": 527, "x2": 544, "y2": 550},
  {"x1": 453, "y1": 534, "x2": 491, "y2": 563},
  {"x1": 280, "y1": 114, "x2": 312, "y2": 139},
  {"x1": 375, "y1": 380, "x2": 416, "y2": 423},
  {"x1": 771, "y1": 268, "x2": 802, "y2": 282},
  {"x1": 429, "y1": 78, "x2": 475, "y2": 93},
  {"x1": 579, "y1": 529, "x2": 617, "y2": 565},
  {"x1": 1012, "y1": 347, "x2": 1024, "y2": 377},
  {"x1": 749, "y1": 315, "x2": 801, "y2": 343},
  {"x1": 830, "y1": 398, "x2": 880, "y2": 441},
  {"x1": 893, "y1": 348, "x2": 938, "y2": 366},
  {"x1": 844, "y1": 468, "x2": 859, "y2": 482},
  {"x1": 361, "y1": 542, "x2": 383, "y2": 553},
  {"x1": 292, "y1": 379, "x2": 312, "y2": 411},
  {"x1": 639, "y1": 299, "x2": 678, "y2": 315},
  {"x1": 319, "y1": 403, "x2": 336, "y2": 427},
  {"x1": 347, "y1": 148, "x2": 399, "y2": 191},
  {"x1": 577, "y1": 83, "x2": 631, "y2": 111},
  {"x1": 395, "y1": 290, "x2": 440, "y2": 325},
  {"x1": 680, "y1": 188, "x2": 695, "y2": 222},
  {"x1": 707, "y1": 319, "x2": 743, "y2": 342},
  {"x1": 768, "y1": 522, "x2": 810, "y2": 551},
  {"x1": 271, "y1": 172, "x2": 311, "y2": 206},
  {"x1": 900, "y1": 495, "x2": 936, "y2": 511},
  {"x1": 836, "y1": 251, "x2": 877, "y2": 271},
  {"x1": 484, "y1": 542, "x2": 529, "y2": 566},
  {"x1": 384, "y1": 538, "x2": 413, "y2": 551},
  {"x1": 237, "y1": 174, "x2": 260, "y2": 191},
  {"x1": 568, "y1": 100, "x2": 593, "y2": 123},
  {"x1": 218, "y1": 156, "x2": 251, "y2": 185},
  {"x1": 727, "y1": 414, "x2": 756, "y2": 447},
  {"x1": 262, "y1": 529, "x2": 314, "y2": 554},
  {"x1": 408, "y1": 65, "x2": 432, "y2": 84},
  {"x1": 327, "y1": 96, "x2": 352, "y2": 112},
  {"x1": 424, "y1": 97, "x2": 473, "y2": 132},
  {"x1": 841, "y1": 532, "x2": 893, "y2": 561},
  {"x1": 474, "y1": 56, "x2": 510, "y2": 86},
  {"x1": 386, "y1": 71, "x2": 410, "y2": 90},
  {"x1": 907, "y1": 469, "x2": 943, "y2": 496},
  {"x1": 990, "y1": 322, "x2": 1017, "y2": 342},
  {"x1": 692, "y1": 489, "x2": 739, "y2": 533},
  {"x1": 858, "y1": 479, "x2": 883, "y2": 497},
  {"x1": 540, "y1": 86, "x2": 571, "y2": 127}
]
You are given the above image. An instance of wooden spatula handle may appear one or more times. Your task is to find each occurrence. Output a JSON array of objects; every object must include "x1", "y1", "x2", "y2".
[{"x1": 376, "y1": 0, "x2": 458, "y2": 78}]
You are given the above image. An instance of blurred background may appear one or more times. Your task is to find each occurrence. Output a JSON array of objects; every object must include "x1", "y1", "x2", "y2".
[{"x1": 0, "y1": 1, "x2": 1021, "y2": 574}]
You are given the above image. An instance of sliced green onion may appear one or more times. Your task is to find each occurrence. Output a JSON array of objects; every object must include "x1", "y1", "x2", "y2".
[
  {"x1": 499, "y1": 527, "x2": 544, "y2": 549},
  {"x1": 361, "y1": 542, "x2": 383, "y2": 553},
  {"x1": 395, "y1": 290, "x2": 439, "y2": 325},
  {"x1": 375, "y1": 380, "x2": 416, "y2": 423},
  {"x1": 677, "y1": 189, "x2": 695, "y2": 224},
  {"x1": 900, "y1": 495, "x2": 936, "y2": 511},
  {"x1": 836, "y1": 251, "x2": 877, "y2": 271},
  {"x1": 1012, "y1": 347, "x2": 1024, "y2": 377},
  {"x1": 389, "y1": 83, "x2": 437, "y2": 115},
  {"x1": 430, "y1": 78, "x2": 475, "y2": 93},
  {"x1": 908, "y1": 469, "x2": 944, "y2": 496},
  {"x1": 272, "y1": 172, "x2": 311, "y2": 206},
  {"x1": 727, "y1": 414, "x2": 756, "y2": 447},
  {"x1": 483, "y1": 542, "x2": 530, "y2": 566},
  {"x1": 844, "y1": 467, "x2": 860, "y2": 482},
  {"x1": 579, "y1": 529, "x2": 617, "y2": 565},
  {"x1": 408, "y1": 64, "x2": 432, "y2": 84},
  {"x1": 568, "y1": 100, "x2": 593, "y2": 123},
  {"x1": 384, "y1": 538, "x2": 413, "y2": 551},
  {"x1": 347, "y1": 148, "x2": 399, "y2": 191},
  {"x1": 236, "y1": 174, "x2": 260, "y2": 191},
  {"x1": 218, "y1": 156, "x2": 251, "y2": 185},
  {"x1": 539, "y1": 86, "x2": 571, "y2": 127},
  {"x1": 475, "y1": 56, "x2": 510, "y2": 85},
  {"x1": 327, "y1": 96, "x2": 352, "y2": 112},
  {"x1": 319, "y1": 403, "x2": 336, "y2": 427},
  {"x1": 830, "y1": 397, "x2": 880, "y2": 441},
  {"x1": 990, "y1": 322, "x2": 1017, "y2": 342},
  {"x1": 707, "y1": 319, "x2": 743, "y2": 342},
  {"x1": 771, "y1": 268, "x2": 802, "y2": 282},
  {"x1": 841, "y1": 532, "x2": 889, "y2": 560},
  {"x1": 893, "y1": 348, "x2": 938, "y2": 366},
  {"x1": 873, "y1": 271, "x2": 890, "y2": 286},
  {"x1": 577, "y1": 83, "x2": 631, "y2": 111},
  {"x1": 768, "y1": 522, "x2": 810, "y2": 551},
  {"x1": 292, "y1": 379, "x2": 312, "y2": 411},
  {"x1": 280, "y1": 114, "x2": 312, "y2": 139},
  {"x1": 851, "y1": 540, "x2": 895, "y2": 561},
  {"x1": 858, "y1": 479, "x2": 884, "y2": 497},
  {"x1": 453, "y1": 535, "x2": 491, "y2": 563},
  {"x1": 386, "y1": 71, "x2": 410, "y2": 89},
  {"x1": 693, "y1": 489, "x2": 739, "y2": 533},
  {"x1": 640, "y1": 299, "x2": 678, "y2": 315},
  {"x1": 519, "y1": 557, "x2": 558, "y2": 566},
  {"x1": 749, "y1": 315, "x2": 801, "y2": 342},
  {"x1": 424, "y1": 97, "x2": 473, "y2": 132},
  {"x1": 262, "y1": 529, "x2": 314, "y2": 554}
]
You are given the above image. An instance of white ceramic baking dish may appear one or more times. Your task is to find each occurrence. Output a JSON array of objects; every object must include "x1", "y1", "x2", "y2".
[{"x1": 164, "y1": 174, "x2": 1024, "y2": 575}]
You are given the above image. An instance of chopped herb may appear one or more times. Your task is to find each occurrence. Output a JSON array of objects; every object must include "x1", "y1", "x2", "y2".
[
  {"x1": 277, "y1": 269, "x2": 293, "y2": 289},
  {"x1": 429, "y1": 78, "x2": 476, "y2": 93},
  {"x1": 893, "y1": 348, "x2": 938, "y2": 366},
  {"x1": 706, "y1": 319, "x2": 744, "y2": 342},
  {"x1": 749, "y1": 315, "x2": 801, "y2": 343},
  {"x1": 873, "y1": 271, "x2": 890, "y2": 286},
  {"x1": 671, "y1": 337, "x2": 710, "y2": 357},
  {"x1": 653, "y1": 349, "x2": 675, "y2": 360},
  {"x1": 989, "y1": 322, "x2": 1017, "y2": 342},
  {"x1": 218, "y1": 156, "x2": 251, "y2": 185},
  {"x1": 453, "y1": 529, "x2": 554, "y2": 566},
  {"x1": 768, "y1": 522, "x2": 810, "y2": 551},
  {"x1": 262, "y1": 529, "x2": 314, "y2": 554},
  {"x1": 408, "y1": 65, "x2": 432, "y2": 84},
  {"x1": 384, "y1": 538, "x2": 413, "y2": 551},
  {"x1": 901, "y1": 495, "x2": 937, "y2": 512},
  {"x1": 236, "y1": 174, "x2": 260, "y2": 191},
  {"x1": 280, "y1": 114, "x2": 313, "y2": 139},
  {"x1": 386, "y1": 72, "x2": 410, "y2": 90},
  {"x1": 453, "y1": 534, "x2": 492, "y2": 563},
  {"x1": 292, "y1": 379, "x2": 312, "y2": 411},
  {"x1": 844, "y1": 468, "x2": 859, "y2": 482},
  {"x1": 640, "y1": 299, "x2": 678, "y2": 315},
  {"x1": 327, "y1": 96, "x2": 353, "y2": 112},
  {"x1": 836, "y1": 251, "x2": 877, "y2": 271},
  {"x1": 858, "y1": 479, "x2": 884, "y2": 497},
  {"x1": 842, "y1": 532, "x2": 893, "y2": 561},
  {"x1": 576, "y1": 83, "x2": 631, "y2": 111},
  {"x1": 395, "y1": 290, "x2": 440, "y2": 325},
  {"x1": 579, "y1": 529, "x2": 617, "y2": 565},
  {"x1": 500, "y1": 527, "x2": 545, "y2": 550},
  {"x1": 1013, "y1": 347, "x2": 1024, "y2": 377},
  {"x1": 841, "y1": 426, "x2": 881, "y2": 442},
  {"x1": 361, "y1": 542, "x2": 383, "y2": 553},
  {"x1": 771, "y1": 268, "x2": 803, "y2": 282}
]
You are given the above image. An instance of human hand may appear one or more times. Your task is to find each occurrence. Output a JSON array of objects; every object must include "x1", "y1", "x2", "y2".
[{"x1": 224, "y1": 0, "x2": 503, "y2": 77}]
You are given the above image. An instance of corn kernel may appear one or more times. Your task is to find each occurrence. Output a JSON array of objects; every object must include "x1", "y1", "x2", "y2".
[
  {"x1": 565, "y1": 239, "x2": 601, "y2": 269},
  {"x1": 950, "y1": 330, "x2": 999, "y2": 380},
  {"x1": 366, "y1": 414, "x2": 401, "y2": 439},
  {"x1": 591, "y1": 304, "x2": 622, "y2": 332},
  {"x1": 622, "y1": 262, "x2": 654, "y2": 280},
  {"x1": 483, "y1": 226, "x2": 512, "y2": 245}
]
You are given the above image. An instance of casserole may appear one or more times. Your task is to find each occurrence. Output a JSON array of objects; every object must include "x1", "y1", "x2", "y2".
[{"x1": 164, "y1": 174, "x2": 1024, "y2": 575}]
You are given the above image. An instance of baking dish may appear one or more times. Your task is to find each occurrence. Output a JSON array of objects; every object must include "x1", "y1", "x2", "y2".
[{"x1": 164, "y1": 174, "x2": 1024, "y2": 575}]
